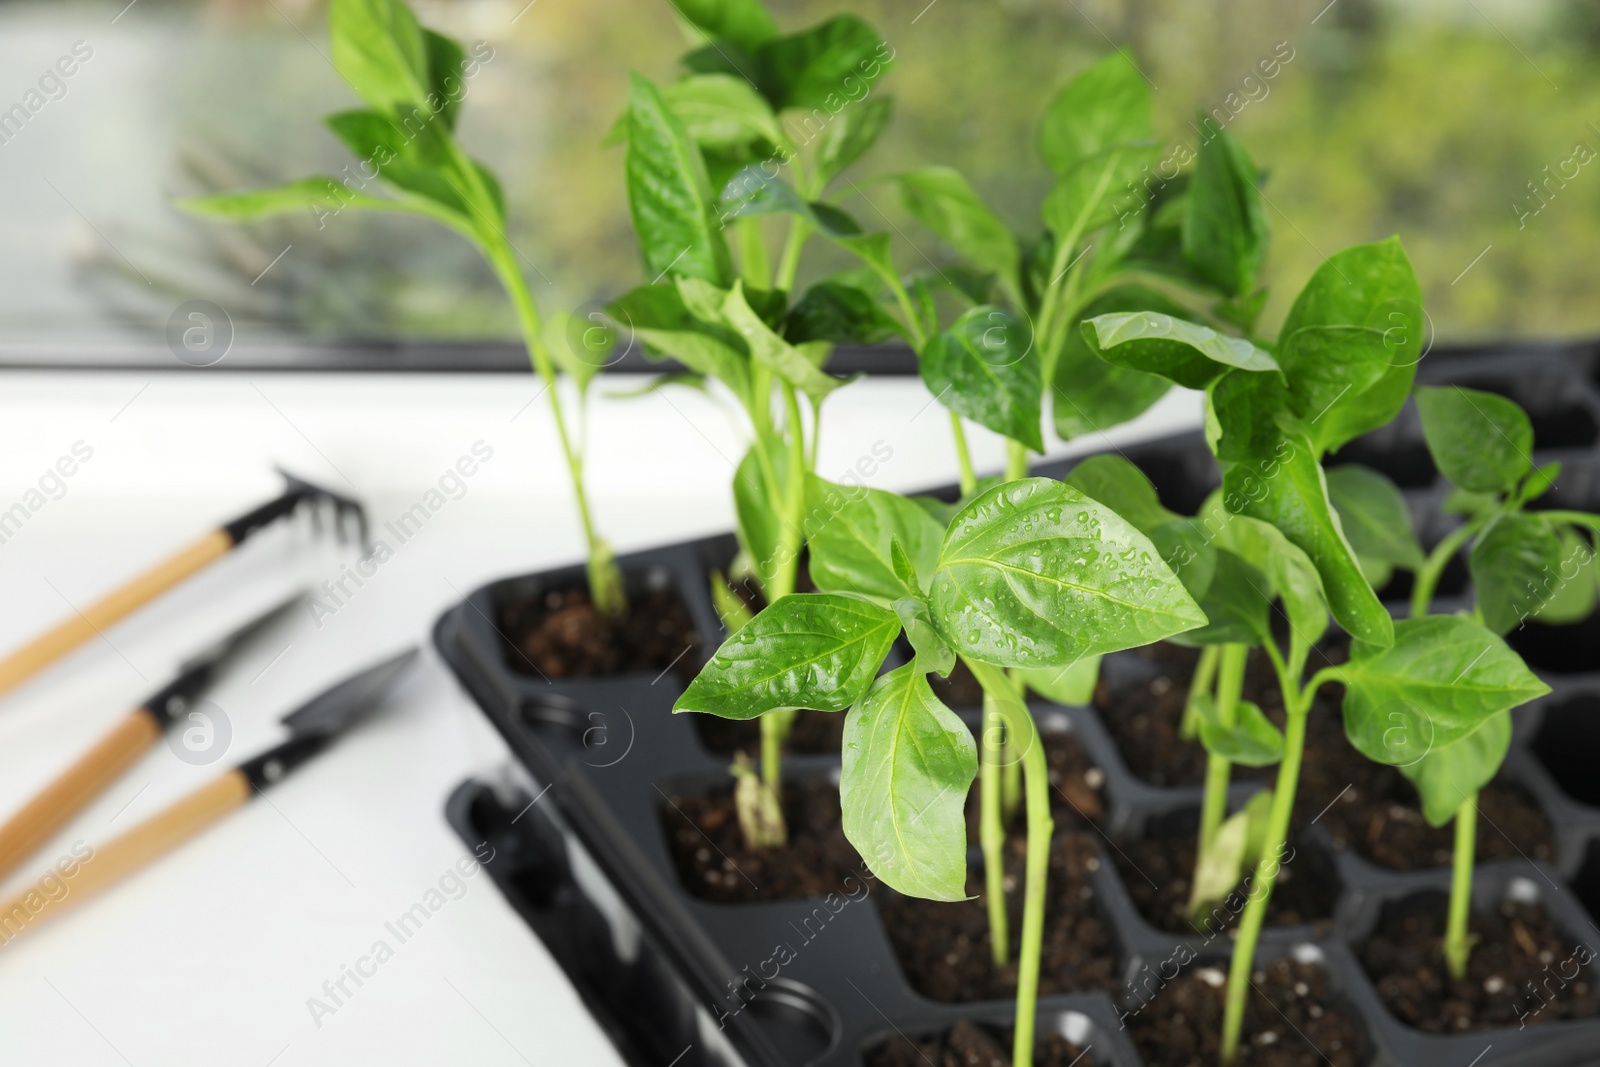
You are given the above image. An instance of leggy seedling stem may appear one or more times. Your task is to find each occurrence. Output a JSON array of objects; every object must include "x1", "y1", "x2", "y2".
[
  {"x1": 1180, "y1": 645, "x2": 1221, "y2": 741},
  {"x1": 980, "y1": 687, "x2": 1009, "y2": 966},
  {"x1": 1196, "y1": 644, "x2": 1248, "y2": 856},
  {"x1": 968, "y1": 657, "x2": 1053, "y2": 1067},
  {"x1": 1445, "y1": 796, "x2": 1478, "y2": 978},
  {"x1": 1220, "y1": 653, "x2": 1341, "y2": 1063}
]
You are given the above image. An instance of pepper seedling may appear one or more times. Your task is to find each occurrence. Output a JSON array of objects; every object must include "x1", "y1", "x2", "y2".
[
  {"x1": 178, "y1": 0, "x2": 627, "y2": 619},
  {"x1": 606, "y1": 0, "x2": 896, "y2": 846},
  {"x1": 1081, "y1": 238, "x2": 1547, "y2": 1063},
  {"x1": 677, "y1": 476, "x2": 1204, "y2": 1067},
  {"x1": 1064, "y1": 455, "x2": 1309, "y2": 925},
  {"x1": 1396, "y1": 384, "x2": 1580, "y2": 978}
]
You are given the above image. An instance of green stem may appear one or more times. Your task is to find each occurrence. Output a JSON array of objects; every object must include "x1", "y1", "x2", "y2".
[
  {"x1": 1220, "y1": 688, "x2": 1309, "y2": 1064},
  {"x1": 1001, "y1": 672, "x2": 1023, "y2": 821},
  {"x1": 1179, "y1": 646, "x2": 1221, "y2": 741},
  {"x1": 979, "y1": 686, "x2": 1009, "y2": 967},
  {"x1": 1197, "y1": 645, "x2": 1247, "y2": 855},
  {"x1": 949, "y1": 411, "x2": 977, "y2": 497},
  {"x1": 1005, "y1": 439, "x2": 1030, "y2": 482},
  {"x1": 737, "y1": 217, "x2": 770, "y2": 289},
  {"x1": 484, "y1": 240, "x2": 624, "y2": 615},
  {"x1": 1444, "y1": 794, "x2": 1478, "y2": 979},
  {"x1": 1411, "y1": 517, "x2": 1486, "y2": 619},
  {"x1": 774, "y1": 217, "x2": 810, "y2": 292},
  {"x1": 968, "y1": 658, "x2": 1052, "y2": 1067}
]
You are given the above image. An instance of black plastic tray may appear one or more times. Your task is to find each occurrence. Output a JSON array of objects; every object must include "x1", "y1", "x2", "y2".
[{"x1": 436, "y1": 344, "x2": 1600, "y2": 1066}]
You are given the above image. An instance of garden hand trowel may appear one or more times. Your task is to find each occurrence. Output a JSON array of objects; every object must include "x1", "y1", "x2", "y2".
[
  {"x1": 0, "y1": 646, "x2": 417, "y2": 945},
  {"x1": 0, "y1": 468, "x2": 367, "y2": 701}
]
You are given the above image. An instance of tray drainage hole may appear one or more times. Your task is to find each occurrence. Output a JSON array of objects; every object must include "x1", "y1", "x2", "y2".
[{"x1": 746, "y1": 978, "x2": 837, "y2": 1063}]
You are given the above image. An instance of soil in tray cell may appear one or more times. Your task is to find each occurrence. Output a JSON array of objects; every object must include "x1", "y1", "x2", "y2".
[
  {"x1": 1126, "y1": 958, "x2": 1365, "y2": 1067},
  {"x1": 1292, "y1": 707, "x2": 1555, "y2": 871},
  {"x1": 1111, "y1": 828, "x2": 1337, "y2": 936},
  {"x1": 694, "y1": 708, "x2": 845, "y2": 757},
  {"x1": 660, "y1": 779, "x2": 869, "y2": 903},
  {"x1": 1094, "y1": 643, "x2": 1282, "y2": 787},
  {"x1": 878, "y1": 831, "x2": 1116, "y2": 1002},
  {"x1": 868, "y1": 1019, "x2": 1094, "y2": 1067},
  {"x1": 1359, "y1": 893, "x2": 1600, "y2": 1033},
  {"x1": 498, "y1": 585, "x2": 700, "y2": 681}
]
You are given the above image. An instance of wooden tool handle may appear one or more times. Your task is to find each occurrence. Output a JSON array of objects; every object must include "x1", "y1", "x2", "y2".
[
  {"x1": 0, "y1": 708, "x2": 161, "y2": 882},
  {"x1": 0, "y1": 769, "x2": 250, "y2": 946},
  {"x1": 0, "y1": 529, "x2": 233, "y2": 699}
]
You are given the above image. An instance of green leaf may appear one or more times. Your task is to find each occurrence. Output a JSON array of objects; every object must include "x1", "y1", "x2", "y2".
[
  {"x1": 1533, "y1": 525, "x2": 1597, "y2": 625},
  {"x1": 1276, "y1": 237, "x2": 1423, "y2": 454},
  {"x1": 733, "y1": 437, "x2": 788, "y2": 589},
  {"x1": 675, "y1": 593, "x2": 901, "y2": 719},
  {"x1": 804, "y1": 475, "x2": 945, "y2": 604},
  {"x1": 921, "y1": 305, "x2": 1042, "y2": 452},
  {"x1": 662, "y1": 74, "x2": 790, "y2": 154},
  {"x1": 1191, "y1": 791, "x2": 1273, "y2": 915},
  {"x1": 840, "y1": 664, "x2": 977, "y2": 901},
  {"x1": 1326, "y1": 464, "x2": 1424, "y2": 575},
  {"x1": 1042, "y1": 143, "x2": 1158, "y2": 243},
  {"x1": 722, "y1": 282, "x2": 850, "y2": 403},
  {"x1": 786, "y1": 279, "x2": 906, "y2": 345},
  {"x1": 1019, "y1": 655, "x2": 1101, "y2": 705},
  {"x1": 329, "y1": 0, "x2": 430, "y2": 115},
  {"x1": 895, "y1": 596, "x2": 956, "y2": 677},
  {"x1": 1051, "y1": 285, "x2": 1179, "y2": 440},
  {"x1": 423, "y1": 30, "x2": 467, "y2": 131},
  {"x1": 892, "y1": 168, "x2": 1020, "y2": 299},
  {"x1": 1194, "y1": 696, "x2": 1284, "y2": 766},
  {"x1": 1037, "y1": 52, "x2": 1150, "y2": 175},
  {"x1": 719, "y1": 167, "x2": 861, "y2": 236},
  {"x1": 1063, "y1": 455, "x2": 1177, "y2": 534},
  {"x1": 757, "y1": 16, "x2": 893, "y2": 112},
  {"x1": 324, "y1": 110, "x2": 468, "y2": 216},
  {"x1": 177, "y1": 177, "x2": 458, "y2": 226},
  {"x1": 1202, "y1": 493, "x2": 1330, "y2": 663},
  {"x1": 1400, "y1": 711, "x2": 1514, "y2": 827},
  {"x1": 1083, "y1": 311, "x2": 1278, "y2": 389},
  {"x1": 814, "y1": 94, "x2": 894, "y2": 186},
  {"x1": 1471, "y1": 511, "x2": 1564, "y2": 635},
  {"x1": 606, "y1": 284, "x2": 751, "y2": 403},
  {"x1": 1417, "y1": 385, "x2": 1534, "y2": 494},
  {"x1": 1181, "y1": 125, "x2": 1267, "y2": 297},
  {"x1": 671, "y1": 0, "x2": 777, "y2": 52},
  {"x1": 625, "y1": 73, "x2": 732, "y2": 286},
  {"x1": 1153, "y1": 524, "x2": 1273, "y2": 648},
  {"x1": 1211, "y1": 373, "x2": 1390, "y2": 646},
  {"x1": 1339, "y1": 615, "x2": 1549, "y2": 766},
  {"x1": 929, "y1": 478, "x2": 1206, "y2": 669},
  {"x1": 1518, "y1": 462, "x2": 1562, "y2": 506}
]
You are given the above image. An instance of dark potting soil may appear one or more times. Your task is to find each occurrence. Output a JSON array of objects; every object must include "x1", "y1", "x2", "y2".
[
  {"x1": 1292, "y1": 707, "x2": 1555, "y2": 870},
  {"x1": 878, "y1": 831, "x2": 1116, "y2": 1002},
  {"x1": 660, "y1": 780, "x2": 868, "y2": 903},
  {"x1": 867, "y1": 1019, "x2": 1094, "y2": 1067},
  {"x1": 1111, "y1": 829, "x2": 1337, "y2": 937},
  {"x1": 497, "y1": 585, "x2": 700, "y2": 681},
  {"x1": 1126, "y1": 958, "x2": 1364, "y2": 1067},
  {"x1": 1094, "y1": 643, "x2": 1282, "y2": 787},
  {"x1": 1359, "y1": 894, "x2": 1600, "y2": 1033},
  {"x1": 692, "y1": 708, "x2": 846, "y2": 757}
]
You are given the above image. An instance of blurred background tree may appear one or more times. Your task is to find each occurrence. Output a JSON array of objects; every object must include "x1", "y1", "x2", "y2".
[{"x1": 1, "y1": 0, "x2": 1595, "y2": 349}]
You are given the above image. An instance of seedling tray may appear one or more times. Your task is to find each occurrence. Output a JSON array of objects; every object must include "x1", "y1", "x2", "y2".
[{"x1": 437, "y1": 342, "x2": 1600, "y2": 1066}]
